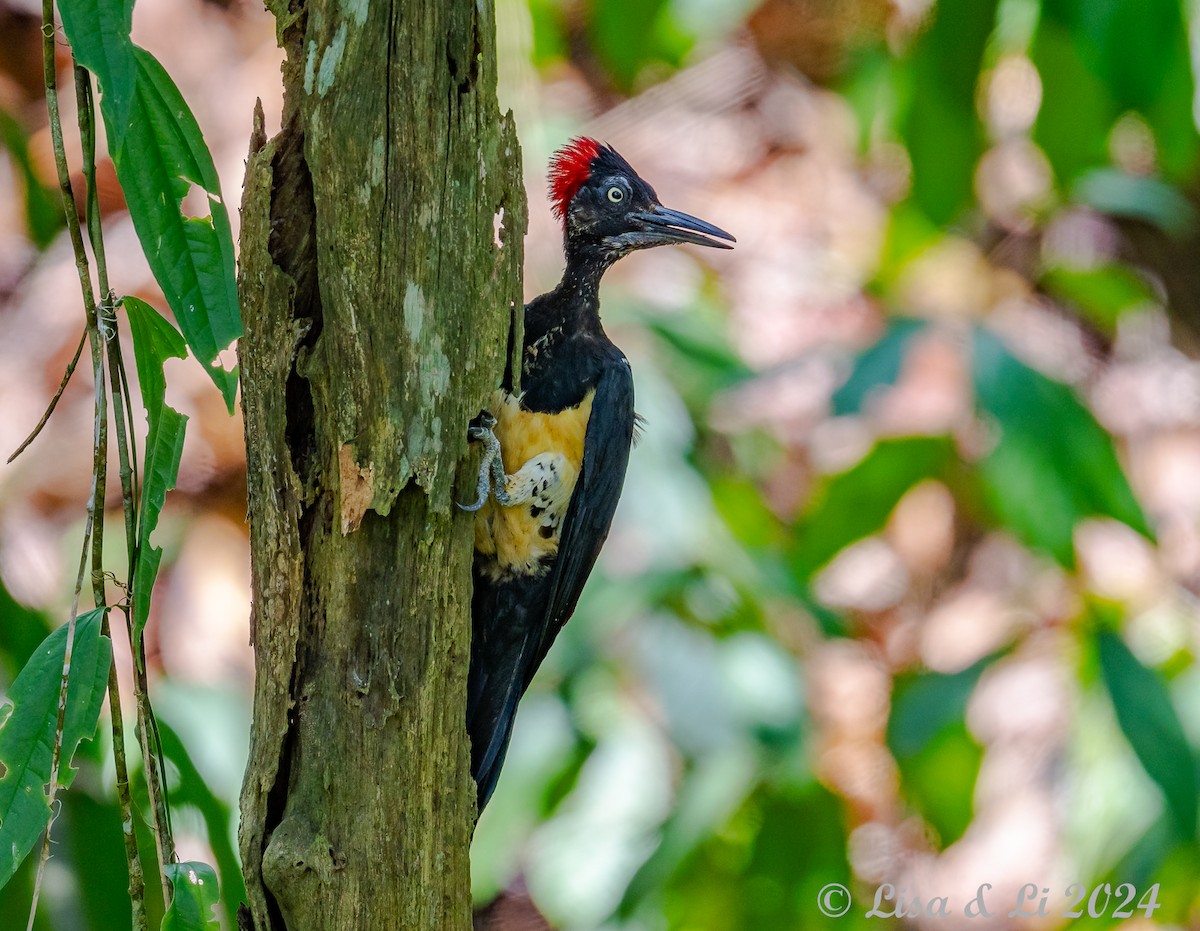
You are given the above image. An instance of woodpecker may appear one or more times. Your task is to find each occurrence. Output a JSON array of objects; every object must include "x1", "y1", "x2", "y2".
[{"x1": 464, "y1": 137, "x2": 734, "y2": 811}]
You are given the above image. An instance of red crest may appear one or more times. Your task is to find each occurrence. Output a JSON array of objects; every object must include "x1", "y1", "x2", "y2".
[{"x1": 548, "y1": 137, "x2": 602, "y2": 223}]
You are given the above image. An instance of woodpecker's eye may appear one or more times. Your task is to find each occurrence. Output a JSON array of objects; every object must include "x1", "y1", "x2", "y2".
[{"x1": 606, "y1": 186, "x2": 624, "y2": 203}]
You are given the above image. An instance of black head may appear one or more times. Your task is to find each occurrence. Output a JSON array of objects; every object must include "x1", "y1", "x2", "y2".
[{"x1": 548, "y1": 137, "x2": 735, "y2": 263}]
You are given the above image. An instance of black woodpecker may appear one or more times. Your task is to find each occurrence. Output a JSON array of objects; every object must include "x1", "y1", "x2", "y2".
[{"x1": 464, "y1": 137, "x2": 735, "y2": 811}]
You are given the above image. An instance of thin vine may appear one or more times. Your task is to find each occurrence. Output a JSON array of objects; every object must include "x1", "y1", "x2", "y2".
[{"x1": 23, "y1": 6, "x2": 156, "y2": 928}]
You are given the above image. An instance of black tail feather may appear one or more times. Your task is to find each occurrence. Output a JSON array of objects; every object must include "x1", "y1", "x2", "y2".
[
  {"x1": 469, "y1": 669, "x2": 523, "y2": 811},
  {"x1": 468, "y1": 568, "x2": 555, "y2": 813}
]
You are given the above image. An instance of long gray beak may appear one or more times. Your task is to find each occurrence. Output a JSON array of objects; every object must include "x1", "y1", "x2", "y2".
[{"x1": 628, "y1": 205, "x2": 736, "y2": 250}]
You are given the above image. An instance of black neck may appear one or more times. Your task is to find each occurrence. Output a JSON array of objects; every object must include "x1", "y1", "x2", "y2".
[
  {"x1": 515, "y1": 240, "x2": 620, "y2": 406},
  {"x1": 530, "y1": 243, "x2": 613, "y2": 336},
  {"x1": 560, "y1": 243, "x2": 614, "y2": 304}
]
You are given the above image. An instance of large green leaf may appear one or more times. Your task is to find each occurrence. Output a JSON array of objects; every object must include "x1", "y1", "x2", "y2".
[
  {"x1": 115, "y1": 49, "x2": 241, "y2": 408},
  {"x1": 55, "y1": 0, "x2": 137, "y2": 143},
  {"x1": 161, "y1": 861, "x2": 222, "y2": 931},
  {"x1": 0, "y1": 609, "x2": 111, "y2": 889},
  {"x1": 898, "y1": 721, "x2": 982, "y2": 847},
  {"x1": 527, "y1": 0, "x2": 569, "y2": 66},
  {"x1": 55, "y1": 0, "x2": 241, "y2": 408},
  {"x1": 125, "y1": 297, "x2": 188, "y2": 647},
  {"x1": 972, "y1": 328, "x2": 1151, "y2": 567},
  {"x1": 1097, "y1": 629, "x2": 1198, "y2": 840},
  {"x1": 887, "y1": 658, "x2": 990, "y2": 758},
  {"x1": 832, "y1": 317, "x2": 927, "y2": 416},
  {"x1": 900, "y1": 0, "x2": 999, "y2": 224},
  {"x1": 125, "y1": 297, "x2": 187, "y2": 435},
  {"x1": 711, "y1": 476, "x2": 787, "y2": 551},
  {"x1": 792, "y1": 435, "x2": 956, "y2": 576}
]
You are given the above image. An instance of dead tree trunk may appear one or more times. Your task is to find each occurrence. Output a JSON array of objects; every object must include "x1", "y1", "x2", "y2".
[{"x1": 235, "y1": 0, "x2": 525, "y2": 926}]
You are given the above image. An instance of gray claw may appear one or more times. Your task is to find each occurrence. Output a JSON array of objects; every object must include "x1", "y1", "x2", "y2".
[
  {"x1": 460, "y1": 412, "x2": 505, "y2": 511},
  {"x1": 467, "y1": 411, "x2": 498, "y2": 442}
]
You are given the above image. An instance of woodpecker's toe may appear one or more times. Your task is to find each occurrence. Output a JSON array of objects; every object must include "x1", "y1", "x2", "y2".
[
  {"x1": 468, "y1": 410, "x2": 498, "y2": 442},
  {"x1": 460, "y1": 412, "x2": 504, "y2": 511}
]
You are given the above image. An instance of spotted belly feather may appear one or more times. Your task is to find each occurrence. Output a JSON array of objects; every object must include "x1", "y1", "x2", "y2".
[{"x1": 473, "y1": 389, "x2": 595, "y2": 581}]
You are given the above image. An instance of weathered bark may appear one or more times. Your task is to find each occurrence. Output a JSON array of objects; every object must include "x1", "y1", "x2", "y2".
[{"x1": 235, "y1": 0, "x2": 525, "y2": 926}]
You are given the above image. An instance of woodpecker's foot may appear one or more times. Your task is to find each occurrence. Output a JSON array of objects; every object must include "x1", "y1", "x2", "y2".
[
  {"x1": 460, "y1": 411, "x2": 510, "y2": 511},
  {"x1": 467, "y1": 410, "x2": 498, "y2": 442}
]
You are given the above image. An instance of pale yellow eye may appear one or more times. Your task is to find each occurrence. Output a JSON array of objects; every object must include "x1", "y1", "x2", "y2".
[{"x1": 607, "y1": 186, "x2": 624, "y2": 203}]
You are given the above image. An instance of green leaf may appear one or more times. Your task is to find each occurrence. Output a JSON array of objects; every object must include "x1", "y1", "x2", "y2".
[
  {"x1": 792, "y1": 435, "x2": 956, "y2": 576},
  {"x1": 1038, "y1": 0, "x2": 1198, "y2": 180},
  {"x1": 125, "y1": 297, "x2": 188, "y2": 646},
  {"x1": 643, "y1": 305, "x2": 751, "y2": 410},
  {"x1": 125, "y1": 297, "x2": 186, "y2": 427},
  {"x1": 0, "y1": 609, "x2": 111, "y2": 889},
  {"x1": 161, "y1": 861, "x2": 222, "y2": 931},
  {"x1": 898, "y1": 721, "x2": 982, "y2": 846},
  {"x1": 831, "y1": 317, "x2": 927, "y2": 416},
  {"x1": 637, "y1": 780, "x2": 853, "y2": 931},
  {"x1": 900, "y1": 0, "x2": 999, "y2": 224},
  {"x1": 699, "y1": 782, "x2": 852, "y2": 930},
  {"x1": 972, "y1": 328, "x2": 1152, "y2": 566},
  {"x1": 1143, "y1": 45, "x2": 1200, "y2": 181},
  {"x1": 1097, "y1": 629, "x2": 1198, "y2": 840},
  {"x1": 58, "y1": 790, "x2": 143, "y2": 931},
  {"x1": 838, "y1": 47, "x2": 898, "y2": 153},
  {"x1": 588, "y1": 0, "x2": 693, "y2": 91},
  {"x1": 888, "y1": 658, "x2": 990, "y2": 758},
  {"x1": 887, "y1": 658, "x2": 992, "y2": 847},
  {"x1": 711, "y1": 476, "x2": 786, "y2": 551},
  {"x1": 55, "y1": 0, "x2": 241, "y2": 407},
  {"x1": 1040, "y1": 264, "x2": 1158, "y2": 335},
  {"x1": 975, "y1": 423, "x2": 1078, "y2": 564},
  {"x1": 1043, "y1": 0, "x2": 1177, "y2": 109},
  {"x1": 528, "y1": 0, "x2": 569, "y2": 66},
  {"x1": 55, "y1": 0, "x2": 137, "y2": 145},
  {"x1": 1031, "y1": 18, "x2": 1117, "y2": 185},
  {"x1": 157, "y1": 722, "x2": 246, "y2": 929},
  {"x1": 0, "y1": 581, "x2": 52, "y2": 685},
  {"x1": 0, "y1": 110, "x2": 64, "y2": 248},
  {"x1": 115, "y1": 49, "x2": 241, "y2": 409}
]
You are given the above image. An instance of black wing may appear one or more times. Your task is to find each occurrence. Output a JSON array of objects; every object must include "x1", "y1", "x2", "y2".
[
  {"x1": 468, "y1": 352, "x2": 635, "y2": 811},
  {"x1": 530, "y1": 351, "x2": 636, "y2": 678}
]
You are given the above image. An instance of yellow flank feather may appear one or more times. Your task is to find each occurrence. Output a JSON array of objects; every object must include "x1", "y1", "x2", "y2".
[{"x1": 473, "y1": 388, "x2": 595, "y2": 579}]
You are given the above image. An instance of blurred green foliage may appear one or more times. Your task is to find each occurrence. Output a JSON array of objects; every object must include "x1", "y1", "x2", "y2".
[
  {"x1": 0, "y1": 110, "x2": 63, "y2": 248},
  {"x1": 4, "y1": 0, "x2": 1200, "y2": 927}
]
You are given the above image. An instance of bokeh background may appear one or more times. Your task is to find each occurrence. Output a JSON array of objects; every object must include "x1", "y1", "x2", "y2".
[{"x1": 3, "y1": 0, "x2": 1200, "y2": 927}]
